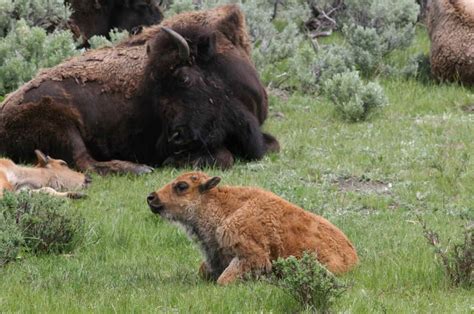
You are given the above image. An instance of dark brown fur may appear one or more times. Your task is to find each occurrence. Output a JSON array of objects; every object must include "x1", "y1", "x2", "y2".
[
  {"x1": 428, "y1": 0, "x2": 474, "y2": 84},
  {"x1": 0, "y1": 5, "x2": 279, "y2": 174},
  {"x1": 67, "y1": 0, "x2": 163, "y2": 47}
]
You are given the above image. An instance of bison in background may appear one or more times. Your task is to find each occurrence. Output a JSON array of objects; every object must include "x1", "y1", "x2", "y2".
[
  {"x1": 428, "y1": 0, "x2": 474, "y2": 85},
  {"x1": 0, "y1": 5, "x2": 279, "y2": 175},
  {"x1": 67, "y1": 0, "x2": 163, "y2": 47}
]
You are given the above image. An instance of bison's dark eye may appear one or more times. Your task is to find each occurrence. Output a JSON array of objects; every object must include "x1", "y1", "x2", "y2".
[
  {"x1": 177, "y1": 74, "x2": 191, "y2": 86},
  {"x1": 175, "y1": 181, "x2": 189, "y2": 193}
]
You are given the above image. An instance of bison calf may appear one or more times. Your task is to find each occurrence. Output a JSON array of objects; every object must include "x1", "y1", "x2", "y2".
[
  {"x1": 147, "y1": 171, "x2": 358, "y2": 285},
  {"x1": 0, "y1": 150, "x2": 89, "y2": 199}
]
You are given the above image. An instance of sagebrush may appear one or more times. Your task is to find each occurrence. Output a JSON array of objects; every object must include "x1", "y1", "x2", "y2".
[
  {"x1": 324, "y1": 71, "x2": 387, "y2": 122},
  {"x1": 0, "y1": 0, "x2": 71, "y2": 36},
  {"x1": 0, "y1": 191, "x2": 84, "y2": 264},
  {"x1": 270, "y1": 252, "x2": 346, "y2": 312},
  {"x1": 0, "y1": 19, "x2": 76, "y2": 95}
]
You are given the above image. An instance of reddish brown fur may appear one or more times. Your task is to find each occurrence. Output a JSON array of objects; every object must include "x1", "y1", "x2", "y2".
[
  {"x1": 0, "y1": 150, "x2": 88, "y2": 199},
  {"x1": 148, "y1": 172, "x2": 358, "y2": 285}
]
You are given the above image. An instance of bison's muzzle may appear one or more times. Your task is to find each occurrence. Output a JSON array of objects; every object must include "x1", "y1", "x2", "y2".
[{"x1": 147, "y1": 192, "x2": 164, "y2": 214}]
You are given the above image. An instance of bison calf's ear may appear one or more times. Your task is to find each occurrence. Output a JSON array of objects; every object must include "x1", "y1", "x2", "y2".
[
  {"x1": 199, "y1": 176, "x2": 221, "y2": 193},
  {"x1": 197, "y1": 32, "x2": 217, "y2": 62},
  {"x1": 34, "y1": 149, "x2": 50, "y2": 167}
]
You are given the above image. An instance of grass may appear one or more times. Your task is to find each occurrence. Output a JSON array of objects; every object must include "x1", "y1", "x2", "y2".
[{"x1": 0, "y1": 29, "x2": 473, "y2": 313}]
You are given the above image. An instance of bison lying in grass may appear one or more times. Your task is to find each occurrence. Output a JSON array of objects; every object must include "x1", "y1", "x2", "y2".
[
  {"x1": 0, "y1": 5, "x2": 279, "y2": 174},
  {"x1": 0, "y1": 150, "x2": 89, "y2": 199},
  {"x1": 147, "y1": 172, "x2": 358, "y2": 285},
  {"x1": 428, "y1": 0, "x2": 474, "y2": 84}
]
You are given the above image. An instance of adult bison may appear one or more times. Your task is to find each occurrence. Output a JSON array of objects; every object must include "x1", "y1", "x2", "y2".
[
  {"x1": 0, "y1": 5, "x2": 279, "y2": 175},
  {"x1": 67, "y1": 0, "x2": 164, "y2": 47},
  {"x1": 428, "y1": 0, "x2": 474, "y2": 84}
]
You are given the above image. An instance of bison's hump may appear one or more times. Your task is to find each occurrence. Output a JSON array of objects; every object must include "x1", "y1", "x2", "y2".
[
  {"x1": 124, "y1": 4, "x2": 251, "y2": 56},
  {"x1": 1, "y1": 45, "x2": 147, "y2": 109}
]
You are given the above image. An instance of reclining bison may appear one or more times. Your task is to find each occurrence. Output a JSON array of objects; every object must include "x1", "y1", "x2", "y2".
[
  {"x1": 428, "y1": 0, "x2": 474, "y2": 84},
  {"x1": 67, "y1": 0, "x2": 164, "y2": 47},
  {"x1": 0, "y1": 5, "x2": 279, "y2": 175}
]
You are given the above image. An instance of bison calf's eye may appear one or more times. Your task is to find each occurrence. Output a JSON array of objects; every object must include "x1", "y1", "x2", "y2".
[{"x1": 174, "y1": 181, "x2": 189, "y2": 193}]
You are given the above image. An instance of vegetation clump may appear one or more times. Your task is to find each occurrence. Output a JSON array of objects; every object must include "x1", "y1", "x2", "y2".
[
  {"x1": 324, "y1": 71, "x2": 387, "y2": 122},
  {"x1": 0, "y1": 0, "x2": 71, "y2": 36},
  {"x1": 270, "y1": 252, "x2": 347, "y2": 312},
  {"x1": 0, "y1": 19, "x2": 77, "y2": 95},
  {"x1": 419, "y1": 217, "x2": 473, "y2": 288},
  {"x1": 0, "y1": 191, "x2": 84, "y2": 265}
]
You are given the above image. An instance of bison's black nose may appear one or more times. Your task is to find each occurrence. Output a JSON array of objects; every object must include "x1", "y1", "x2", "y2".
[
  {"x1": 147, "y1": 192, "x2": 164, "y2": 214},
  {"x1": 147, "y1": 192, "x2": 157, "y2": 204}
]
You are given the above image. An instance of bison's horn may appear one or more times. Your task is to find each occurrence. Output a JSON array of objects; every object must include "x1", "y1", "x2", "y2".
[{"x1": 161, "y1": 27, "x2": 190, "y2": 61}]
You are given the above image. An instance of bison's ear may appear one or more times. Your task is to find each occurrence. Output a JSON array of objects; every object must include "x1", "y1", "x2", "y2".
[
  {"x1": 34, "y1": 150, "x2": 50, "y2": 167},
  {"x1": 197, "y1": 32, "x2": 217, "y2": 62},
  {"x1": 199, "y1": 176, "x2": 221, "y2": 193}
]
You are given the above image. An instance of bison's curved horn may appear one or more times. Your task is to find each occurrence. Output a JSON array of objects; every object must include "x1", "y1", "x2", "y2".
[{"x1": 161, "y1": 27, "x2": 190, "y2": 61}]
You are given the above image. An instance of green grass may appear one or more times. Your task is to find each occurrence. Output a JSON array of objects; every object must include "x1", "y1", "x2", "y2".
[{"x1": 0, "y1": 29, "x2": 473, "y2": 313}]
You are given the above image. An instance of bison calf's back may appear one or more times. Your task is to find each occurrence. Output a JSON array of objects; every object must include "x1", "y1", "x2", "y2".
[{"x1": 147, "y1": 171, "x2": 358, "y2": 285}]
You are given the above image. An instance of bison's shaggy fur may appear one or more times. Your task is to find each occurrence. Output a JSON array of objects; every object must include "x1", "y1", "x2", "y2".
[
  {"x1": 67, "y1": 0, "x2": 163, "y2": 47},
  {"x1": 147, "y1": 172, "x2": 358, "y2": 285},
  {"x1": 0, "y1": 5, "x2": 278, "y2": 174},
  {"x1": 428, "y1": 0, "x2": 474, "y2": 84}
]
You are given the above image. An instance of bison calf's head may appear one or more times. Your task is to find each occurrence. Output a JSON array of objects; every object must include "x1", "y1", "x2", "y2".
[
  {"x1": 34, "y1": 150, "x2": 90, "y2": 191},
  {"x1": 147, "y1": 172, "x2": 220, "y2": 221}
]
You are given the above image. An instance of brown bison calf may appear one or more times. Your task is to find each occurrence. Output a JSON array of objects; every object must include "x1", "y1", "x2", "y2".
[
  {"x1": 147, "y1": 172, "x2": 358, "y2": 285},
  {"x1": 0, "y1": 150, "x2": 89, "y2": 199}
]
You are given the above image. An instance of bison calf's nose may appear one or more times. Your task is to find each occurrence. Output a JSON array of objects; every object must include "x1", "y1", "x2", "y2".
[
  {"x1": 147, "y1": 192, "x2": 157, "y2": 204},
  {"x1": 147, "y1": 192, "x2": 164, "y2": 214}
]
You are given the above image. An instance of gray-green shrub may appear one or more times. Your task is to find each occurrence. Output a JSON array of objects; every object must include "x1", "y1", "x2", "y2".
[
  {"x1": 324, "y1": 71, "x2": 387, "y2": 122},
  {"x1": 0, "y1": 191, "x2": 84, "y2": 256},
  {"x1": 88, "y1": 28, "x2": 130, "y2": 49},
  {"x1": 341, "y1": 0, "x2": 419, "y2": 51},
  {"x1": 270, "y1": 251, "x2": 346, "y2": 312},
  {"x1": 0, "y1": 19, "x2": 77, "y2": 95},
  {"x1": 341, "y1": 0, "x2": 419, "y2": 76},
  {"x1": 0, "y1": 0, "x2": 71, "y2": 37},
  {"x1": 290, "y1": 43, "x2": 355, "y2": 93},
  {"x1": 0, "y1": 212, "x2": 23, "y2": 266}
]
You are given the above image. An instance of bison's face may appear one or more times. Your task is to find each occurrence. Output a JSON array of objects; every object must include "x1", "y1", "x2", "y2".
[
  {"x1": 147, "y1": 171, "x2": 221, "y2": 222},
  {"x1": 147, "y1": 27, "x2": 228, "y2": 158}
]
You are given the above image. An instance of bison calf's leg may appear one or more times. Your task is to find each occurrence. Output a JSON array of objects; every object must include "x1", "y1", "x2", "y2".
[
  {"x1": 29, "y1": 187, "x2": 86, "y2": 199},
  {"x1": 199, "y1": 262, "x2": 214, "y2": 281},
  {"x1": 216, "y1": 255, "x2": 272, "y2": 285}
]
